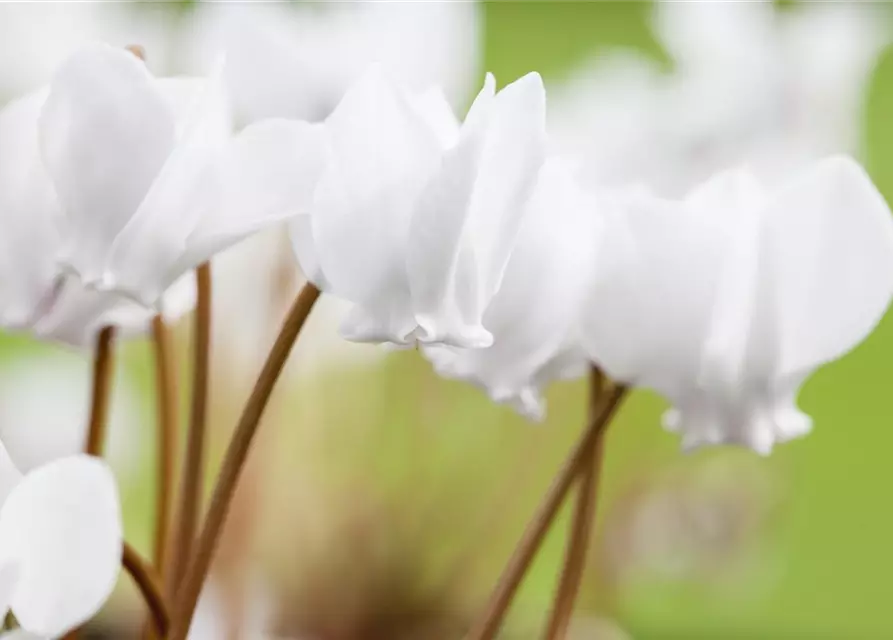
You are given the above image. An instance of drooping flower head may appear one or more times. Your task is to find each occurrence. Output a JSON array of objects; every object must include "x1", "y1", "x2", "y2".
[
  {"x1": 288, "y1": 67, "x2": 547, "y2": 348},
  {"x1": 582, "y1": 156, "x2": 893, "y2": 453}
]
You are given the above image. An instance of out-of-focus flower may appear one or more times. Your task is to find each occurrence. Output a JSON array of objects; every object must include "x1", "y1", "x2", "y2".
[
  {"x1": 549, "y1": 0, "x2": 890, "y2": 196},
  {"x1": 0, "y1": 78, "x2": 193, "y2": 346},
  {"x1": 425, "y1": 158, "x2": 600, "y2": 419},
  {"x1": 0, "y1": 451, "x2": 121, "y2": 637},
  {"x1": 287, "y1": 68, "x2": 546, "y2": 348},
  {"x1": 0, "y1": 3, "x2": 176, "y2": 101},
  {"x1": 582, "y1": 156, "x2": 893, "y2": 453},
  {"x1": 0, "y1": 351, "x2": 143, "y2": 478},
  {"x1": 184, "y1": 1, "x2": 481, "y2": 124}
]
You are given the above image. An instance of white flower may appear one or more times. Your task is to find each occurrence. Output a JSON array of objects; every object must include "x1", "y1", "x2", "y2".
[
  {"x1": 183, "y1": 1, "x2": 481, "y2": 123},
  {"x1": 425, "y1": 158, "x2": 601, "y2": 419},
  {"x1": 549, "y1": 0, "x2": 889, "y2": 196},
  {"x1": 0, "y1": 79, "x2": 194, "y2": 346},
  {"x1": 38, "y1": 43, "x2": 321, "y2": 310},
  {"x1": 288, "y1": 68, "x2": 547, "y2": 348},
  {"x1": 0, "y1": 450, "x2": 122, "y2": 637},
  {"x1": 582, "y1": 156, "x2": 893, "y2": 454}
]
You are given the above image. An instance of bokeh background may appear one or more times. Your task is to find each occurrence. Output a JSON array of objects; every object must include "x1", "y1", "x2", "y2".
[{"x1": 1, "y1": 1, "x2": 892, "y2": 638}]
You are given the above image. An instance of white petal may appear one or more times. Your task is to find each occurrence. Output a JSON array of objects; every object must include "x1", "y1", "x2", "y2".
[
  {"x1": 407, "y1": 72, "x2": 545, "y2": 346},
  {"x1": 312, "y1": 67, "x2": 441, "y2": 329},
  {"x1": 186, "y1": 119, "x2": 327, "y2": 290},
  {"x1": 0, "y1": 442, "x2": 23, "y2": 506},
  {"x1": 581, "y1": 189, "x2": 729, "y2": 398},
  {"x1": 100, "y1": 66, "x2": 231, "y2": 305},
  {"x1": 39, "y1": 44, "x2": 176, "y2": 283},
  {"x1": 0, "y1": 630, "x2": 45, "y2": 640},
  {"x1": 425, "y1": 159, "x2": 598, "y2": 416},
  {"x1": 405, "y1": 86, "x2": 460, "y2": 149},
  {"x1": 765, "y1": 155, "x2": 893, "y2": 376},
  {"x1": 0, "y1": 455, "x2": 122, "y2": 637},
  {"x1": 0, "y1": 89, "x2": 62, "y2": 330}
]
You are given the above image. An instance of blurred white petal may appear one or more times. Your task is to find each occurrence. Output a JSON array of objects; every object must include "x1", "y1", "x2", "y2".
[{"x1": 0, "y1": 456, "x2": 122, "y2": 637}]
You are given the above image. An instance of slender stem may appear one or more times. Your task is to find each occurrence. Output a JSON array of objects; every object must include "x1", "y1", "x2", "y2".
[
  {"x1": 167, "y1": 263, "x2": 213, "y2": 595},
  {"x1": 543, "y1": 370, "x2": 611, "y2": 640},
  {"x1": 465, "y1": 381, "x2": 627, "y2": 640},
  {"x1": 123, "y1": 542, "x2": 171, "y2": 637},
  {"x1": 85, "y1": 326, "x2": 116, "y2": 456},
  {"x1": 168, "y1": 283, "x2": 321, "y2": 640},
  {"x1": 151, "y1": 316, "x2": 178, "y2": 576}
]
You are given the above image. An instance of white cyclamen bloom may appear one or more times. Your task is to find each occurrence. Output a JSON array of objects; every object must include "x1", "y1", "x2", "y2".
[
  {"x1": 38, "y1": 43, "x2": 318, "y2": 310},
  {"x1": 287, "y1": 68, "x2": 546, "y2": 347},
  {"x1": 583, "y1": 156, "x2": 893, "y2": 454},
  {"x1": 0, "y1": 75, "x2": 194, "y2": 346},
  {"x1": 0, "y1": 450, "x2": 122, "y2": 637},
  {"x1": 184, "y1": 1, "x2": 481, "y2": 123},
  {"x1": 549, "y1": 0, "x2": 888, "y2": 196},
  {"x1": 425, "y1": 158, "x2": 601, "y2": 419}
]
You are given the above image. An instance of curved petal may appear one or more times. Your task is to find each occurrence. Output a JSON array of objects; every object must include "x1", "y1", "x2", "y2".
[
  {"x1": 0, "y1": 89, "x2": 62, "y2": 330},
  {"x1": 39, "y1": 44, "x2": 176, "y2": 283},
  {"x1": 311, "y1": 67, "x2": 441, "y2": 337},
  {"x1": 0, "y1": 562, "x2": 21, "y2": 633},
  {"x1": 186, "y1": 119, "x2": 328, "y2": 292},
  {"x1": 425, "y1": 159, "x2": 599, "y2": 418},
  {"x1": 407, "y1": 73, "x2": 546, "y2": 346},
  {"x1": 765, "y1": 155, "x2": 893, "y2": 377},
  {"x1": 581, "y1": 189, "x2": 729, "y2": 398},
  {"x1": 0, "y1": 455, "x2": 122, "y2": 638},
  {"x1": 101, "y1": 66, "x2": 231, "y2": 305},
  {"x1": 405, "y1": 86, "x2": 460, "y2": 149}
]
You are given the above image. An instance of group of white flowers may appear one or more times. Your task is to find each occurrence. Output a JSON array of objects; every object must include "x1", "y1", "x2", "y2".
[{"x1": 0, "y1": 39, "x2": 892, "y2": 637}]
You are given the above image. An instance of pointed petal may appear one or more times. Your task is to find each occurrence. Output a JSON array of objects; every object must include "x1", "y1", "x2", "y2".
[
  {"x1": 0, "y1": 455, "x2": 122, "y2": 637},
  {"x1": 407, "y1": 72, "x2": 546, "y2": 346},
  {"x1": 39, "y1": 44, "x2": 176, "y2": 283},
  {"x1": 765, "y1": 156, "x2": 893, "y2": 376},
  {"x1": 425, "y1": 159, "x2": 599, "y2": 416},
  {"x1": 312, "y1": 67, "x2": 440, "y2": 316}
]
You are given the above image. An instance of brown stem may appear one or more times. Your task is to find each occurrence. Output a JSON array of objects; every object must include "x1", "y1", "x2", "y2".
[
  {"x1": 168, "y1": 283, "x2": 321, "y2": 640},
  {"x1": 85, "y1": 326, "x2": 116, "y2": 456},
  {"x1": 543, "y1": 370, "x2": 611, "y2": 640},
  {"x1": 151, "y1": 315, "x2": 178, "y2": 577},
  {"x1": 124, "y1": 542, "x2": 171, "y2": 636},
  {"x1": 167, "y1": 263, "x2": 212, "y2": 595},
  {"x1": 465, "y1": 381, "x2": 627, "y2": 640}
]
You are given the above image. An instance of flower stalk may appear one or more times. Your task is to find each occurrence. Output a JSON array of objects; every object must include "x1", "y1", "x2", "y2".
[
  {"x1": 85, "y1": 326, "x2": 116, "y2": 456},
  {"x1": 151, "y1": 314, "x2": 178, "y2": 577},
  {"x1": 466, "y1": 376, "x2": 627, "y2": 640},
  {"x1": 543, "y1": 368, "x2": 610, "y2": 640},
  {"x1": 168, "y1": 263, "x2": 212, "y2": 595},
  {"x1": 168, "y1": 282, "x2": 321, "y2": 640}
]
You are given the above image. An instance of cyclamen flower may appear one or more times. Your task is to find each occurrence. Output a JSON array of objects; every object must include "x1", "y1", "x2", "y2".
[
  {"x1": 184, "y1": 1, "x2": 481, "y2": 123},
  {"x1": 288, "y1": 68, "x2": 546, "y2": 347},
  {"x1": 0, "y1": 80, "x2": 193, "y2": 346},
  {"x1": 0, "y1": 451, "x2": 122, "y2": 637},
  {"x1": 39, "y1": 43, "x2": 320, "y2": 310},
  {"x1": 582, "y1": 156, "x2": 893, "y2": 454},
  {"x1": 425, "y1": 158, "x2": 601, "y2": 419}
]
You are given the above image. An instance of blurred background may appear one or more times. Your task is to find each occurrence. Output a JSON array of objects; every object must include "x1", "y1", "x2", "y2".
[{"x1": 1, "y1": 1, "x2": 893, "y2": 638}]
